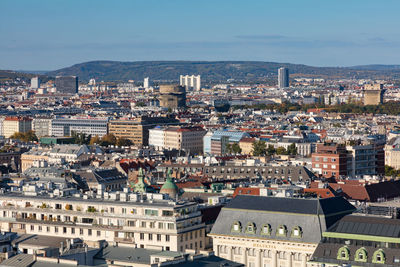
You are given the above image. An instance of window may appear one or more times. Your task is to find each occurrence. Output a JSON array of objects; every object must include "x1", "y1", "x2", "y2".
[
  {"x1": 373, "y1": 249, "x2": 385, "y2": 264},
  {"x1": 291, "y1": 226, "x2": 302, "y2": 238},
  {"x1": 88, "y1": 229, "x2": 92, "y2": 236},
  {"x1": 337, "y1": 246, "x2": 350, "y2": 260},
  {"x1": 315, "y1": 164, "x2": 320, "y2": 168},
  {"x1": 110, "y1": 207, "x2": 114, "y2": 213},
  {"x1": 128, "y1": 220, "x2": 136, "y2": 227},
  {"x1": 355, "y1": 248, "x2": 367, "y2": 262},
  {"x1": 80, "y1": 228, "x2": 83, "y2": 235},
  {"x1": 166, "y1": 235, "x2": 170, "y2": 242},
  {"x1": 145, "y1": 209, "x2": 159, "y2": 216},
  {"x1": 140, "y1": 233, "x2": 145, "y2": 240},
  {"x1": 63, "y1": 227, "x2": 67, "y2": 233},
  {"x1": 149, "y1": 234, "x2": 153, "y2": 240},
  {"x1": 97, "y1": 231, "x2": 101, "y2": 237},
  {"x1": 245, "y1": 222, "x2": 256, "y2": 234},
  {"x1": 149, "y1": 222, "x2": 155, "y2": 228},
  {"x1": 141, "y1": 221, "x2": 146, "y2": 228},
  {"x1": 276, "y1": 225, "x2": 287, "y2": 236},
  {"x1": 54, "y1": 227, "x2": 58, "y2": 233},
  {"x1": 157, "y1": 234, "x2": 161, "y2": 241},
  {"x1": 158, "y1": 222, "x2": 164, "y2": 229},
  {"x1": 231, "y1": 221, "x2": 242, "y2": 233},
  {"x1": 332, "y1": 164, "x2": 336, "y2": 169},
  {"x1": 71, "y1": 228, "x2": 75, "y2": 234},
  {"x1": 261, "y1": 224, "x2": 271, "y2": 235}
]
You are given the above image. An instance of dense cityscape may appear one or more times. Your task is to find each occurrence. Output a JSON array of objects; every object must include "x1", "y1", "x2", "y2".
[{"x1": 2, "y1": 1, "x2": 400, "y2": 267}]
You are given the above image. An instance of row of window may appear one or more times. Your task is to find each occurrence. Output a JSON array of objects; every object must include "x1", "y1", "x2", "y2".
[
  {"x1": 337, "y1": 246, "x2": 387, "y2": 264},
  {"x1": 231, "y1": 222, "x2": 302, "y2": 238}
]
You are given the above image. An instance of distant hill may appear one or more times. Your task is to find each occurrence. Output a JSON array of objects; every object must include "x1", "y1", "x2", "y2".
[
  {"x1": 46, "y1": 60, "x2": 400, "y2": 82},
  {"x1": 0, "y1": 70, "x2": 50, "y2": 82}
]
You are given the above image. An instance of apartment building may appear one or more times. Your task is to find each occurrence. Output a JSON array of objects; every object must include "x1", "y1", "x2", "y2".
[
  {"x1": 163, "y1": 126, "x2": 206, "y2": 155},
  {"x1": 0, "y1": 191, "x2": 206, "y2": 253},
  {"x1": 312, "y1": 143, "x2": 348, "y2": 178},
  {"x1": 3, "y1": 117, "x2": 32, "y2": 138},
  {"x1": 32, "y1": 117, "x2": 52, "y2": 137},
  {"x1": 109, "y1": 116, "x2": 179, "y2": 146}
]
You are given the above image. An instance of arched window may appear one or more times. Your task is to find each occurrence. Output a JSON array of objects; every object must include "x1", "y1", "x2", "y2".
[
  {"x1": 355, "y1": 247, "x2": 367, "y2": 262},
  {"x1": 231, "y1": 221, "x2": 242, "y2": 233},
  {"x1": 261, "y1": 224, "x2": 271, "y2": 235},
  {"x1": 373, "y1": 249, "x2": 385, "y2": 264},
  {"x1": 276, "y1": 225, "x2": 287, "y2": 236},
  {"x1": 337, "y1": 246, "x2": 350, "y2": 260},
  {"x1": 291, "y1": 226, "x2": 302, "y2": 238},
  {"x1": 245, "y1": 222, "x2": 256, "y2": 234}
]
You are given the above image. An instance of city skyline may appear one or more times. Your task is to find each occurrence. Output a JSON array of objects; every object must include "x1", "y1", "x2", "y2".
[{"x1": 1, "y1": 0, "x2": 400, "y2": 70}]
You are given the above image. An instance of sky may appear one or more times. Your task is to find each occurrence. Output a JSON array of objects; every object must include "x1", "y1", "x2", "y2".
[{"x1": 1, "y1": 0, "x2": 400, "y2": 70}]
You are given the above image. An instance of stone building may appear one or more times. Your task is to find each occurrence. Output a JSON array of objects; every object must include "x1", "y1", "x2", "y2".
[
  {"x1": 209, "y1": 195, "x2": 355, "y2": 267},
  {"x1": 158, "y1": 85, "x2": 186, "y2": 109}
]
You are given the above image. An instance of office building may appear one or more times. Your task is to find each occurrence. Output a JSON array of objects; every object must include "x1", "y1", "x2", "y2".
[
  {"x1": 109, "y1": 116, "x2": 179, "y2": 146},
  {"x1": 32, "y1": 118, "x2": 52, "y2": 138},
  {"x1": 180, "y1": 75, "x2": 201, "y2": 91},
  {"x1": 144, "y1": 77, "x2": 150, "y2": 88},
  {"x1": 203, "y1": 130, "x2": 251, "y2": 156},
  {"x1": 3, "y1": 117, "x2": 32, "y2": 138},
  {"x1": 363, "y1": 83, "x2": 384, "y2": 105},
  {"x1": 55, "y1": 76, "x2": 78, "y2": 94},
  {"x1": 51, "y1": 116, "x2": 109, "y2": 137},
  {"x1": 158, "y1": 85, "x2": 186, "y2": 109},
  {"x1": 210, "y1": 195, "x2": 355, "y2": 267},
  {"x1": 30, "y1": 77, "x2": 40, "y2": 89},
  {"x1": 278, "y1": 67, "x2": 289, "y2": 88}
]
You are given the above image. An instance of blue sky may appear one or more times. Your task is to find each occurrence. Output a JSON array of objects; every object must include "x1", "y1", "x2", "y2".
[{"x1": 1, "y1": 0, "x2": 400, "y2": 70}]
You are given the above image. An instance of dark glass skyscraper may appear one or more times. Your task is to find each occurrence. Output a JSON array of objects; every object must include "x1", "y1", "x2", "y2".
[{"x1": 55, "y1": 76, "x2": 78, "y2": 94}]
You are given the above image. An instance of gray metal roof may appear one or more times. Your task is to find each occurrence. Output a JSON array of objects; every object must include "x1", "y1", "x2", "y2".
[{"x1": 210, "y1": 195, "x2": 355, "y2": 244}]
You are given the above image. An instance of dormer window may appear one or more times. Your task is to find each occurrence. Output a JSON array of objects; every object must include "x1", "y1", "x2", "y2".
[
  {"x1": 373, "y1": 249, "x2": 385, "y2": 264},
  {"x1": 291, "y1": 226, "x2": 302, "y2": 238},
  {"x1": 355, "y1": 248, "x2": 367, "y2": 262},
  {"x1": 276, "y1": 225, "x2": 287, "y2": 236},
  {"x1": 337, "y1": 246, "x2": 350, "y2": 260},
  {"x1": 261, "y1": 224, "x2": 271, "y2": 235},
  {"x1": 245, "y1": 222, "x2": 256, "y2": 234},
  {"x1": 231, "y1": 221, "x2": 242, "y2": 233}
]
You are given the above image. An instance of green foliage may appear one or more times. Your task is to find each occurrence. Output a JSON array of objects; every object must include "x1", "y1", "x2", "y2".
[
  {"x1": 87, "y1": 206, "x2": 97, "y2": 212},
  {"x1": 252, "y1": 140, "x2": 267, "y2": 156},
  {"x1": 116, "y1": 138, "x2": 132, "y2": 147},
  {"x1": 385, "y1": 165, "x2": 400, "y2": 177},
  {"x1": 267, "y1": 145, "x2": 276, "y2": 156},
  {"x1": 287, "y1": 143, "x2": 297, "y2": 156},
  {"x1": 276, "y1": 147, "x2": 287, "y2": 155},
  {"x1": 226, "y1": 143, "x2": 242, "y2": 154},
  {"x1": 71, "y1": 131, "x2": 91, "y2": 145},
  {"x1": 10, "y1": 130, "x2": 38, "y2": 142}
]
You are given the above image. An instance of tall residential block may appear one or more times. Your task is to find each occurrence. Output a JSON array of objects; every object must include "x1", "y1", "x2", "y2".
[
  {"x1": 30, "y1": 77, "x2": 40, "y2": 89},
  {"x1": 143, "y1": 77, "x2": 150, "y2": 88},
  {"x1": 55, "y1": 76, "x2": 78, "y2": 94},
  {"x1": 180, "y1": 75, "x2": 201, "y2": 91},
  {"x1": 278, "y1": 67, "x2": 289, "y2": 88}
]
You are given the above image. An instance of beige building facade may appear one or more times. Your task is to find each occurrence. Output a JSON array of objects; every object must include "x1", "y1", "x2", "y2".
[
  {"x1": 164, "y1": 126, "x2": 206, "y2": 155},
  {"x1": 0, "y1": 192, "x2": 206, "y2": 253},
  {"x1": 3, "y1": 117, "x2": 32, "y2": 138}
]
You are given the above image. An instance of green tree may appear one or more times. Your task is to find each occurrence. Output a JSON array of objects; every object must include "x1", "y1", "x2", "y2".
[
  {"x1": 231, "y1": 143, "x2": 242, "y2": 154},
  {"x1": 252, "y1": 140, "x2": 267, "y2": 156},
  {"x1": 276, "y1": 146, "x2": 287, "y2": 155},
  {"x1": 71, "y1": 131, "x2": 91, "y2": 145},
  {"x1": 267, "y1": 145, "x2": 276, "y2": 156},
  {"x1": 287, "y1": 143, "x2": 297, "y2": 156},
  {"x1": 116, "y1": 138, "x2": 132, "y2": 147}
]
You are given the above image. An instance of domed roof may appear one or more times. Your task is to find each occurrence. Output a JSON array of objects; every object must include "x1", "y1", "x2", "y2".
[{"x1": 160, "y1": 169, "x2": 179, "y2": 197}]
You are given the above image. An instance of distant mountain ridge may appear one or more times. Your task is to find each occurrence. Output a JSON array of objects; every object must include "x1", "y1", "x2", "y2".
[{"x1": 45, "y1": 60, "x2": 400, "y2": 82}]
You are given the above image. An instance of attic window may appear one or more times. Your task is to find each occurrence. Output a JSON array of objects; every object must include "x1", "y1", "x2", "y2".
[
  {"x1": 231, "y1": 221, "x2": 241, "y2": 233},
  {"x1": 337, "y1": 246, "x2": 350, "y2": 260},
  {"x1": 276, "y1": 225, "x2": 287, "y2": 236},
  {"x1": 261, "y1": 224, "x2": 271, "y2": 235},
  {"x1": 245, "y1": 222, "x2": 256, "y2": 234},
  {"x1": 373, "y1": 249, "x2": 385, "y2": 264},
  {"x1": 291, "y1": 226, "x2": 302, "y2": 238}
]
